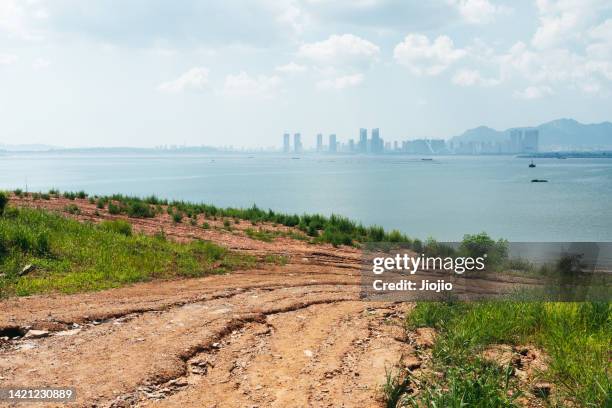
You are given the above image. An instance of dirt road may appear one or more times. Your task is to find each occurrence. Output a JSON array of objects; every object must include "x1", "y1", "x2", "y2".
[{"x1": 0, "y1": 197, "x2": 417, "y2": 407}]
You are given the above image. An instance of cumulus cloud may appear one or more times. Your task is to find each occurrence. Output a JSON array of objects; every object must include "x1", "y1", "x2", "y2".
[
  {"x1": 449, "y1": 0, "x2": 511, "y2": 24},
  {"x1": 513, "y1": 85, "x2": 553, "y2": 99},
  {"x1": 297, "y1": 34, "x2": 379, "y2": 66},
  {"x1": 316, "y1": 73, "x2": 364, "y2": 90},
  {"x1": 531, "y1": 0, "x2": 611, "y2": 49},
  {"x1": 393, "y1": 34, "x2": 466, "y2": 75},
  {"x1": 275, "y1": 62, "x2": 308, "y2": 74},
  {"x1": 222, "y1": 71, "x2": 281, "y2": 98},
  {"x1": 452, "y1": 69, "x2": 499, "y2": 86},
  {"x1": 158, "y1": 67, "x2": 210, "y2": 93}
]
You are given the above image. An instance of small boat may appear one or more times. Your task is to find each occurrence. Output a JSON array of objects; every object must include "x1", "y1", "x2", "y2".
[
  {"x1": 421, "y1": 158, "x2": 433, "y2": 161},
  {"x1": 531, "y1": 179, "x2": 548, "y2": 183},
  {"x1": 529, "y1": 160, "x2": 536, "y2": 168}
]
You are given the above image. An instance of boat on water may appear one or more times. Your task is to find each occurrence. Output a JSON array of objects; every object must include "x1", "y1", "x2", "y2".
[
  {"x1": 529, "y1": 160, "x2": 536, "y2": 168},
  {"x1": 421, "y1": 158, "x2": 433, "y2": 161},
  {"x1": 531, "y1": 179, "x2": 548, "y2": 183}
]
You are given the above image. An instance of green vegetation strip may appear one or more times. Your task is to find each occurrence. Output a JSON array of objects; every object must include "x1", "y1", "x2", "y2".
[
  {"x1": 20, "y1": 189, "x2": 415, "y2": 247},
  {"x1": 390, "y1": 301, "x2": 610, "y2": 407},
  {"x1": 0, "y1": 202, "x2": 256, "y2": 298}
]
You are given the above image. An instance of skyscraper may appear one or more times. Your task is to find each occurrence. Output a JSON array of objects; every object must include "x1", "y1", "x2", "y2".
[
  {"x1": 329, "y1": 134, "x2": 337, "y2": 153},
  {"x1": 371, "y1": 128, "x2": 383, "y2": 153},
  {"x1": 316, "y1": 133, "x2": 323, "y2": 152},
  {"x1": 283, "y1": 133, "x2": 290, "y2": 153},
  {"x1": 359, "y1": 128, "x2": 367, "y2": 153},
  {"x1": 294, "y1": 133, "x2": 302, "y2": 153}
]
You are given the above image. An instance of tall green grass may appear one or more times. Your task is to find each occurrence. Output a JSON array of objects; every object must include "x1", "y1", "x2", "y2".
[
  {"x1": 406, "y1": 301, "x2": 611, "y2": 407},
  {"x1": 0, "y1": 207, "x2": 256, "y2": 298}
]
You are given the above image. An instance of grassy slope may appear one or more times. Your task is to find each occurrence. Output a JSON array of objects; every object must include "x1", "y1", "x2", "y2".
[
  {"x1": 0, "y1": 206, "x2": 256, "y2": 297},
  {"x1": 403, "y1": 301, "x2": 611, "y2": 407}
]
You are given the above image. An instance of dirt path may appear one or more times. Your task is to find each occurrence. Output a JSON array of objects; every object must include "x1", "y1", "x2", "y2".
[{"x1": 0, "y1": 196, "x2": 417, "y2": 407}]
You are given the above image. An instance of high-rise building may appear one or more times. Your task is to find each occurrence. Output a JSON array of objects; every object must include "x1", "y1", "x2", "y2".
[
  {"x1": 316, "y1": 133, "x2": 323, "y2": 152},
  {"x1": 510, "y1": 129, "x2": 522, "y2": 153},
  {"x1": 359, "y1": 128, "x2": 368, "y2": 152},
  {"x1": 348, "y1": 139, "x2": 355, "y2": 152},
  {"x1": 293, "y1": 133, "x2": 302, "y2": 153},
  {"x1": 283, "y1": 133, "x2": 290, "y2": 153},
  {"x1": 329, "y1": 134, "x2": 337, "y2": 153},
  {"x1": 371, "y1": 128, "x2": 383, "y2": 153},
  {"x1": 522, "y1": 129, "x2": 539, "y2": 153}
]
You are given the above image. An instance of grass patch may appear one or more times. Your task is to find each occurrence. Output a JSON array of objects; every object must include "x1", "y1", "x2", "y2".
[
  {"x1": 0, "y1": 207, "x2": 256, "y2": 298},
  {"x1": 405, "y1": 301, "x2": 611, "y2": 407},
  {"x1": 263, "y1": 254, "x2": 289, "y2": 266},
  {"x1": 45, "y1": 191, "x2": 419, "y2": 247},
  {"x1": 245, "y1": 228, "x2": 275, "y2": 242}
]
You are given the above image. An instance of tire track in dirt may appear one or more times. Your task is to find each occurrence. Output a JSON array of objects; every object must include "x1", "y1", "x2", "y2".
[{"x1": 1, "y1": 197, "x2": 418, "y2": 407}]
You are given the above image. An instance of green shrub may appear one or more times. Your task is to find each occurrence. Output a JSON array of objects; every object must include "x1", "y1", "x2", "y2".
[
  {"x1": 0, "y1": 191, "x2": 8, "y2": 215},
  {"x1": 108, "y1": 202, "x2": 121, "y2": 215},
  {"x1": 99, "y1": 220, "x2": 132, "y2": 236},
  {"x1": 126, "y1": 201, "x2": 154, "y2": 218},
  {"x1": 77, "y1": 191, "x2": 87, "y2": 199},
  {"x1": 460, "y1": 232, "x2": 508, "y2": 268},
  {"x1": 96, "y1": 198, "x2": 106, "y2": 209},
  {"x1": 172, "y1": 212, "x2": 183, "y2": 223},
  {"x1": 64, "y1": 204, "x2": 80, "y2": 215},
  {"x1": 13, "y1": 189, "x2": 23, "y2": 197},
  {"x1": 202, "y1": 222, "x2": 210, "y2": 229}
]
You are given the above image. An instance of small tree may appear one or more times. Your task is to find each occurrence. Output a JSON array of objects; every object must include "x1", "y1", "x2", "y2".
[{"x1": 0, "y1": 191, "x2": 8, "y2": 215}]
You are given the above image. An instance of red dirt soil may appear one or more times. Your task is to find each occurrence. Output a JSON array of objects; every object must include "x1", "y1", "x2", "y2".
[{"x1": 0, "y1": 196, "x2": 417, "y2": 407}]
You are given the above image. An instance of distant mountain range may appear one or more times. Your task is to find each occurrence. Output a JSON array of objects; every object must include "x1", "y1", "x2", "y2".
[
  {"x1": 0, "y1": 143, "x2": 59, "y2": 152},
  {"x1": 451, "y1": 119, "x2": 612, "y2": 151}
]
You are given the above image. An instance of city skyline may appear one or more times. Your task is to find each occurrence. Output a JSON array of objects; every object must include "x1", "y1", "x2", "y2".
[
  {"x1": 1, "y1": 1, "x2": 611, "y2": 148},
  {"x1": 278, "y1": 126, "x2": 540, "y2": 154}
]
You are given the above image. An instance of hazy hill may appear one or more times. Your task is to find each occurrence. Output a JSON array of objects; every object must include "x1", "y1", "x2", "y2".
[
  {"x1": 0, "y1": 143, "x2": 59, "y2": 152},
  {"x1": 451, "y1": 119, "x2": 612, "y2": 151}
]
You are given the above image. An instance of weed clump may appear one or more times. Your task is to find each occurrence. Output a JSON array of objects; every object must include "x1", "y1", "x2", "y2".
[{"x1": 99, "y1": 220, "x2": 132, "y2": 236}]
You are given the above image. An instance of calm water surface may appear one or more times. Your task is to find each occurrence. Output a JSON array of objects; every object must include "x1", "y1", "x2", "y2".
[{"x1": 1, "y1": 153, "x2": 611, "y2": 241}]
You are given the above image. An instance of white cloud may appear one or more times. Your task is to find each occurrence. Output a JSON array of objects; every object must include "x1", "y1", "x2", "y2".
[
  {"x1": 589, "y1": 18, "x2": 612, "y2": 41},
  {"x1": 0, "y1": 53, "x2": 18, "y2": 65},
  {"x1": 32, "y1": 58, "x2": 50, "y2": 69},
  {"x1": 531, "y1": 0, "x2": 611, "y2": 49},
  {"x1": 298, "y1": 34, "x2": 380, "y2": 66},
  {"x1": 449, "y1": 0, "x2": 511, "y2": 24},
  {"x1": 158, "y1": 67, "x2": 210, "y2": 93},
  {"x1": 452, "y1": 69, "x2": 499, "y2": 86},
  {"x1": 222, "y1": 71, "x2": 281, "y2": 98},
  {"x1": 0, "y1": 0, "x2": 46, "y2": 40},
  {"x1": 275, "y1": 62, "x2": 308, "y2": 74},
  {"x1": 316, "y1": 73, "x2": 364, "y2": 90},
  {"x1": 513, "y1": 85, "x2": 553, "y2": 99},
  {"x1": 393, "y1": 34, "x2": 466, "y2": 76}
]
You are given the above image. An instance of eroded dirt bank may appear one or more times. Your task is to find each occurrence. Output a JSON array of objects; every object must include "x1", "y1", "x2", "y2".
[{"x1": 0, "y1": 196, "x2": 417, "y2": 407}]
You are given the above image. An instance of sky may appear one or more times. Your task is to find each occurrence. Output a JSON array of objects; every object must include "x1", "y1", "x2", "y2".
[{"x1": 1, "y1": 0, "x2": 611, "y2": 148}]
